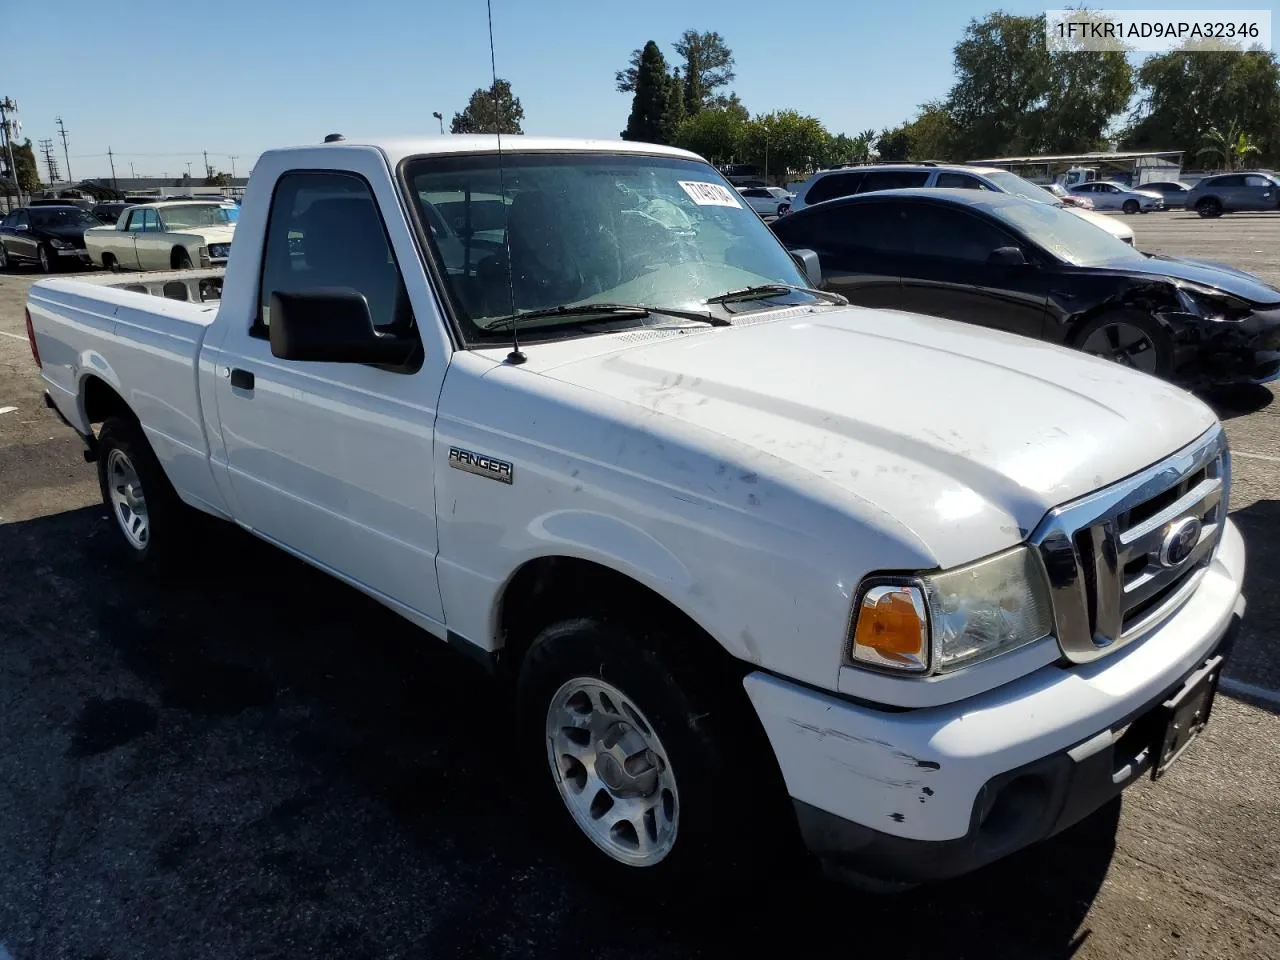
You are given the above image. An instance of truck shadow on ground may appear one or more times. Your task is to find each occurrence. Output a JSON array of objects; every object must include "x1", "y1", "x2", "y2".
[{"x1": 2, "y1": 506, "x2": 1125, "y2": 959}]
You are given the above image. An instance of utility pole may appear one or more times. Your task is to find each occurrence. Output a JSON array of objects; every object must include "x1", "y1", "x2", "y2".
[
  {"x1": 203, "y1": 150, "x2": 210, "y2": 178},
  {"x1": 107, "y1": 147, "x2": 118, "y2": 192},
  {"x1": 433, "y1": 111, "x2": 444, "y2": 135},
  {"x1": 55, "y1": 116, "x2": 72, "y2": 182},
  {"x1": 185, "y1": 162, "x2": 192, "y2": 178},
  {"x1": 228, "y1": 155, "x2": 238, "y2": 179},
  {"x1": 0, "y1": 97, "x2": 23, "y2": 207},
  {"x1": 38, "y1": 138, "x2": 60, "y2": 183}
]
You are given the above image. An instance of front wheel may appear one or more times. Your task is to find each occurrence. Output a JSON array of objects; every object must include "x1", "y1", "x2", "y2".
[
  {"x1": 0, "y1": 242, "x2": 9, "y2": 271},
  {"x1": 1122, "y1": 199, "x2": 1140, "y2": 215},
  {"x1": 517, "y1": 617, "x2": 792, "y2": 901},
  {"x1": 173, "y1": 248, "x2": 193, "y2": 269},
  {"x1": 38, "y1": 244, "x2": 54, "y2": 273},
  {"x1": 96, "y1": 416, "x2": 191, "y2": 568},
  {"x1": 1072, "y1": 311, "x2": 1175, "y2": 379}
]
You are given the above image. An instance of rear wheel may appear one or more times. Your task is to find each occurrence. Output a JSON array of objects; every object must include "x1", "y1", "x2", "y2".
[
  {"x1": 1197, "y1": 197, "x2": 1223, "y2": 218},
  {"x1": 96, "y1": 416, "x2": 191, "y2": 568},
  {"x1": 1122, "y1": 199, "x2": 1140, "y2": 215},
  {"x1": 0, "y1": 243, "x2": 9, "y2": 271},
  {"x1": 1072, "y1": 311, "x2": 1174, "y2": 379},
  {"x1": 102, "y1": 253, "x2": 119, "y2": 273}
]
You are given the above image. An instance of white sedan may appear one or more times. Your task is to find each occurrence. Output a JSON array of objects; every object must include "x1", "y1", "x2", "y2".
[
  {"x1": 1069, "y1": 181, "x2": 1165, "y2": 214},
  {"x1": 736, "y1": 186, "x2": 794, "y2": 217},
  {"x1": 84, "y1": 201, "x2": 238, "y2": 272}
]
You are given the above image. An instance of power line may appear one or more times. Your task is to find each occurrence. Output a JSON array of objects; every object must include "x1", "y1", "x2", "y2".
[{"x1": 55, "y1": 116, "x2": 72, "y2": 182}]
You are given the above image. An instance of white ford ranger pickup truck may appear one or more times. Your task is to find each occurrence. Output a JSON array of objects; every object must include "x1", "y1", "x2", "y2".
[{"x1": 24, "y1": 136, "x2": 1245, "y2": 892}]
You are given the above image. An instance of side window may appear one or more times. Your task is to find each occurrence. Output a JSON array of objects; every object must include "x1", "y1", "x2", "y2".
[
  {"x1": 13, "y1": 211, "x2": 28, "y2": 228},
  {"x1": 124, "y1": 210, "x2": 141, "y2": 230},
  {"x1": 143, "y1": 210, "x2": 161, "y2": 232},
  {"x1": 805, "y1": 172, "x2": 864, "y2": 205},
  {"x1": 905, "y1": 205, "x2": 1016, "y2": 261},
  {"x1": 935, "y1": 172, "x2": 984, "y2": 190},
  {"x1": 741, "y1": 188, "x2": 768, "y2": 198},
  {"x1": 858, "y1": 171, "x2": 930, "y2": 193},
  {"x1": 256, "y1": 170, "x2": 416, "y2": 345},
  {"x1": 777, "y1": 202, "x2": 910, "y2": 256},
  {"x1": 1244, "y1": 175, "x2": 1271, "y2": 187},
  {"x1": 1211, "y1": 175, "x2": 1243, "y2": 188}
]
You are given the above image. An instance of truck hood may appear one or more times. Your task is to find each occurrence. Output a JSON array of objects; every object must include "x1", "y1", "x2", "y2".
[{"x1": 539, "y1": 306, "x2": 1217, "y2": 566}]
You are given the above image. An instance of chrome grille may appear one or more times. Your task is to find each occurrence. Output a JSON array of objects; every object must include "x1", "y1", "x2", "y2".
[{"x1": 1031, "y1": 426, "x2": 1229, "y2": 663}]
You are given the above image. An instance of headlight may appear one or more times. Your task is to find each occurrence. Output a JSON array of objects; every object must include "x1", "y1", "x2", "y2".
[
  {"x1": 49, "y1": 238, "x2": 67, "y2": 249},
  {"x1": 1175, "y1": 283, "x2": 1250, "y2": 322},
  {"x1": 850, "y1": 546, "x2": 1054, "y2": 674},
  {"x1": 208, "y1": 243, "x2": 231, "y2": 258}
]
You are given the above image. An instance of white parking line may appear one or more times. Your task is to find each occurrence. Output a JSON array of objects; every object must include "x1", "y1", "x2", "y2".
[
  {"x1": 1232, "y1": 450, "x2": 1280, "y2": 464},
  {"x1": 1220, "y1": 677, "x2": 1280, "y2": 708},
  {"x1": 0, "y1": 330, "x2": 26, "y2": 342}
]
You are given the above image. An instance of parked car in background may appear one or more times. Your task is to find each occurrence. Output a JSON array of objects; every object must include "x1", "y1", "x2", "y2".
[
  {"x1": 0, "y1": 205, "x2": 100, "y2": 272},
  {"x1": 91, "y1": 201, "x2": 138, "y2": 226},
  {"x1": 1069, "y1": 181, "x2": 1165, "y2": 213},
  {"x1": 736, "y1": 185, "x2": 794, "y2": 217},
  {"x1": 83, "y1": 200, "x2": 238, "y2": 271},
  {"x1": 1041, "y1": 182, "x2": 1094, "y2": 209},
  {"x1": 1184, "y1": 172, "x2": 1280, "y2": 218},
  {"x1": 1142, "y1": 181, "x2": 1193, "y2": 205},
  {"x1": 771, "y1": 187, "x2": 1280, "y2": 387},
  {"x1": 29, "y1": 197, "x2": 97, "y2": 212},
  {"x1": 788, "y1": 163, "x2": 1136, "y2": 244}
]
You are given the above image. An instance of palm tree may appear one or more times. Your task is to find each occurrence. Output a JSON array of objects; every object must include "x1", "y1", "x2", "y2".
[{"x1": 1197, "y1": 124, "x2": 1263, "y2": 170}]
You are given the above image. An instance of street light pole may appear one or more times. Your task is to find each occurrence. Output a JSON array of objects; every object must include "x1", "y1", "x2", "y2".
[{"x1": 432, "y1": 111, "x2": 444, "y2": 135}]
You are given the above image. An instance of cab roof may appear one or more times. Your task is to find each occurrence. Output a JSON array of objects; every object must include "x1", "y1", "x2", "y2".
[{"x1": 259, "y1": 136, "x2": 706, "y2": 169}]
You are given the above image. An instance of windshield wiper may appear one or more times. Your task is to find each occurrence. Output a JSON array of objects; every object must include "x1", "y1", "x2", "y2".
[
  {"x1": 482, "y1": 302, "x2": 728, "y2": 331},
  {"x1": 704, "y1": 283, "x2": 848, "y2": 307}
]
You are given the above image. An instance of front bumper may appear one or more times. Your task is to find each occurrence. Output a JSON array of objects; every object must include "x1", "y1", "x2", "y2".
[
  {"x1": 745, "y1": 519, "x2": 1245, "y2": 883},
  {"x1": 1168, "y1": 305, "x2": 1280, "y2": 387}
]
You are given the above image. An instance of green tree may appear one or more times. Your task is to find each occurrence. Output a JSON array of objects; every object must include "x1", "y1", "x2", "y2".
[
  {"x1": 1127, "y1": 46, "x2": 1280, "y2": 166},
  {"x1": 204, "y1": 170, "x2": 232, "y2": 187},
  {"x1": 944, "y1": 12, "x2": 1132, "y2": 158},
  {"x1": 875, "y1": 125, "x2": 912, "y2": 161},
  {"x1": 741, "y1": 110, "x2": 829, "y2": 181},
  {"x1": 673, "y1": 29, "x2": 735, "y2": 114},
  {"x1": 623, "y1": 42, "x2": 685, "y2": 144},
  {"x1": 450, "y1": 79, "x2": 525, "y2": 135},
  {"x1": 1197, "y1": 123, "x2": 1263, "y2": 170},
  {"x1": 674, "y1": 106, "x2": 745, "y2": 163},
  {"x1": 903, "y1": 102, "x2": 958, "y2": 160},
  {"x1": 9, "y1": 139, "x2": 40, "y2": 193}
]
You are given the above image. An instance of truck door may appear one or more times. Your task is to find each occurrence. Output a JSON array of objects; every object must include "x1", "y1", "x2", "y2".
[{"x1": 207, "y1": 164, "x2": 446, "y2": 624}]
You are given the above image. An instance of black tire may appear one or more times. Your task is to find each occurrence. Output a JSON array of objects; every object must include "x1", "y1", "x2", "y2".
[
  {"x1": 517, "y1": 616, "x2": 795, "y2": 903},
  {"x1": 1122, "y1": 199, "x2": 1140, "y2": 215},
  {"x1": 0, "y1": 242, "x2": 10, "y2": 271},
  {"x1": 102, "y1": 253, "x2": 119, "y2": 273},
  {"x1": 1071, "y1": 310, "x2": 1175, "y2": 380},
  {"x1": 96, "y1": 416, "x2": 191, "y2": 569},
  {"x1": 37, "y1": 244, "x2": 55, "y2": 273},
  {"x1": 1197, "y1": 197, "x2": 1223, "y2": 219},
  {"x1": 173, "y1": 248, "x2": 193, "y2": 269}
]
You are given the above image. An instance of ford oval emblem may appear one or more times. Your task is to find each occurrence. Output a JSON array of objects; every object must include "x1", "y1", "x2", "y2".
[{"x1": 1159, "y1": 517, "x2": 1202, "y2": 569}]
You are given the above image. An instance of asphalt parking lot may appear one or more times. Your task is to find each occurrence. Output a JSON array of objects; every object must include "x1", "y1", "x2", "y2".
[{"x1": 1, "y1": 212, "x2": 1278, "y2": 960}]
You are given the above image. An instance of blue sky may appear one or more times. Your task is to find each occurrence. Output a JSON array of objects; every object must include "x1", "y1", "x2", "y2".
[{"x1": 3, "y1": 0, "x2": 1238, "y2": 180}]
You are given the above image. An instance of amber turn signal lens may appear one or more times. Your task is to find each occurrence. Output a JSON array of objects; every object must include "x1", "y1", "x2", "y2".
[{"x1": 852, "y1": 584, "x2": 929, "y2": 672}]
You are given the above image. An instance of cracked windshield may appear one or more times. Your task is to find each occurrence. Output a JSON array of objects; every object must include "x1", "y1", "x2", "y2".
[{"x1": 406, "y1": 153, "x2": 809, "y2": 336}]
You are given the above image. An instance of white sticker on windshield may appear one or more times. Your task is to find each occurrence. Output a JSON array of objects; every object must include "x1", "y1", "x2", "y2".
[{"x1": 677, "y1": 181, "x2": 742, "y2": 208}]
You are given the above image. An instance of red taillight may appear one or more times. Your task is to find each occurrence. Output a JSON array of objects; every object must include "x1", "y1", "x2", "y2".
[{"x1": 24, "y1": 307, "x2": 41, "y2": 368}]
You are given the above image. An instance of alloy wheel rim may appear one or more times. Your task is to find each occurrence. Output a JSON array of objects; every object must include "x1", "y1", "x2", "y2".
[
  {"x1": 545, "y1": 677, "x2": 679, "y2": 867},
  {"x1": 39, "y1": 247, "x2": 49, "y2": 270},
  {"x1": 106, "y1": 449, "x2": 149, "y2": 550},
  {"x1": 1081, "y1": 323, "x2": 1159, "y2": 373}
]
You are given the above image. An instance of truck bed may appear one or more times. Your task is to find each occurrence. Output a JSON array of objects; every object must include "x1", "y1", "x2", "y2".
[{"x1": 27, "y1": 269, "x2": 231, "y2": 518}]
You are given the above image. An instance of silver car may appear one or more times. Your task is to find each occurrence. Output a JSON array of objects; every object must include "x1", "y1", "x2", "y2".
[
  {"x1": 1183, "y1": 172, "x2": 1280, "y2": 218},
  {"x1": 736, "y1": 186, "x2": 794, "y2": 217},
  {"x1": 1068, "y1": 180, "x2": 1165, "y2": 213}
]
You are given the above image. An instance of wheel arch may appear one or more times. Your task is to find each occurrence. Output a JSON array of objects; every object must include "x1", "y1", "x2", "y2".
[
  {"x1": 79, "y1": 366, "x2": 132, "y2": 427},
  {"x1": 170, "y1": 244, "x2": 193, "y2": 268}
]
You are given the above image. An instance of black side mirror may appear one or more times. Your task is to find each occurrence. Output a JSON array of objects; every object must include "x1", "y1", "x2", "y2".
[
  {"x1": 269, "y1": 289, "x2": 416, "y2": 365},
  {"x1": 988, "y1": 246, "x2": 1029, "y2": 267},
  {"x1": 790, "y1": 248, "x2": 822, "y2": 287}
]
